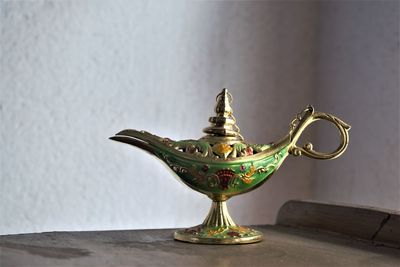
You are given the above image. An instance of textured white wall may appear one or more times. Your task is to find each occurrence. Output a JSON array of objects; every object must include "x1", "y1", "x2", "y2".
[
  {"x1": 312, "y1": 1, "x2": 400, "y2": 210},
  {"x1": 1, "y1": 1, "x2": 318, "y2": 234},
  {"x1": 2, "y1": 1, "x2": 398, "y2": 236}
]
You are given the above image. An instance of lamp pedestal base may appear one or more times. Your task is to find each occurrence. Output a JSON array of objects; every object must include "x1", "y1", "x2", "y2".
[{"x1": 173, "y1": 201, "x2": 263, "y2": 244}]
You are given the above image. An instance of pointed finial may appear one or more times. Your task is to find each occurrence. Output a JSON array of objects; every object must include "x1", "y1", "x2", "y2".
[
  {"x1": 215, "y1": 88, "x2": 233, "y2": 116},
  {"x1": 201, "y1": 88, "x2": 244, "y2": 144}
]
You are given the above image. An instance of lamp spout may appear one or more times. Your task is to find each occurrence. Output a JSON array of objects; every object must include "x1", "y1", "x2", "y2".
[{"x1": 109, "y1": 130, "x2": 163, "y2": 156}]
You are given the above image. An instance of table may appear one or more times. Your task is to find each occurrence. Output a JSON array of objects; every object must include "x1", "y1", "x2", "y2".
[{"x1": 1, "y1": 200, "x2": 399, "y2": 267}]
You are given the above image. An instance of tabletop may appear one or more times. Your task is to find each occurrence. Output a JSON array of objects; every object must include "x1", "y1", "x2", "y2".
[{"x1": 1, "y1": 200, "x2": 399, "y2": 267}]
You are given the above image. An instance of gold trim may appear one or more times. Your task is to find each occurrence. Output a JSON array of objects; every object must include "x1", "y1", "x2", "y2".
[
  {"x1": 112, "y1": 129, "x2": 291, "y2": 164},
  {"x1": 111, "y1": 105, "x2": 350, "y2": 163},
  {"x1": 173, "y1": 231, "x2": 263, "y2": 245}
]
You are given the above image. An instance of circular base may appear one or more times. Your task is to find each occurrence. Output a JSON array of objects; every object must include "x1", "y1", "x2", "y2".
[{"x1": 174, "y1": 225, "x2": 263, "y2": 244}]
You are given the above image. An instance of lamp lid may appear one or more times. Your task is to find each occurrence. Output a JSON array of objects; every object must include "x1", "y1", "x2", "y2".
[{"x1": 201, "y1": 88, "x2": 244, "y2": 145}]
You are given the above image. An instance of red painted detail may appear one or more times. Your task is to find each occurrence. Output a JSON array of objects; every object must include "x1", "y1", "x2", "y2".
[{"x1": 215, "y1": 169, "x2": 235, "y2": 190}]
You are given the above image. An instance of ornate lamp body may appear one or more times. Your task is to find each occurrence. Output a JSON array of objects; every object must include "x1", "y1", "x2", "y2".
[{"x1": 110, "y1": 89, "x2": 350, "y2": 244}]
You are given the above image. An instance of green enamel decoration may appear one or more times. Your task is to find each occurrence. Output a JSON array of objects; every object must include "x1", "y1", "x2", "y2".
[{"x1": 155, "y1": 146, "x2": 288, "y2": 199}]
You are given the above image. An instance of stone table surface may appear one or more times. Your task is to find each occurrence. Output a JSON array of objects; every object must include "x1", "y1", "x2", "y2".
[{"x1": 1, "y1": 225, "x2": 399, "y2": 267}]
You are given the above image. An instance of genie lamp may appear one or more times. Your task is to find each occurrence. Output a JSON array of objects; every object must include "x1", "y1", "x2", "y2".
[{"x1": 110, "y1": 88, "x2": 350, "y2": 244}]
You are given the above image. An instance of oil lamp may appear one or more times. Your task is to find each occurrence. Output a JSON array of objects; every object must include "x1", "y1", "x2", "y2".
[{"x1": 110, "y1": 89, "x2": 350, "y2": 244}]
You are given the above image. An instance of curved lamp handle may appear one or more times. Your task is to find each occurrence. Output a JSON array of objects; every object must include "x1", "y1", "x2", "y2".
[{"x1": 288, "y1": 106, "x2": 351, "y2": 160}]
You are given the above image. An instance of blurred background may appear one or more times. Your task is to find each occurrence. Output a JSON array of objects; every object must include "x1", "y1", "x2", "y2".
[{"x1": 1, "y1": 0, "x2": 398, "y2": 235}]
